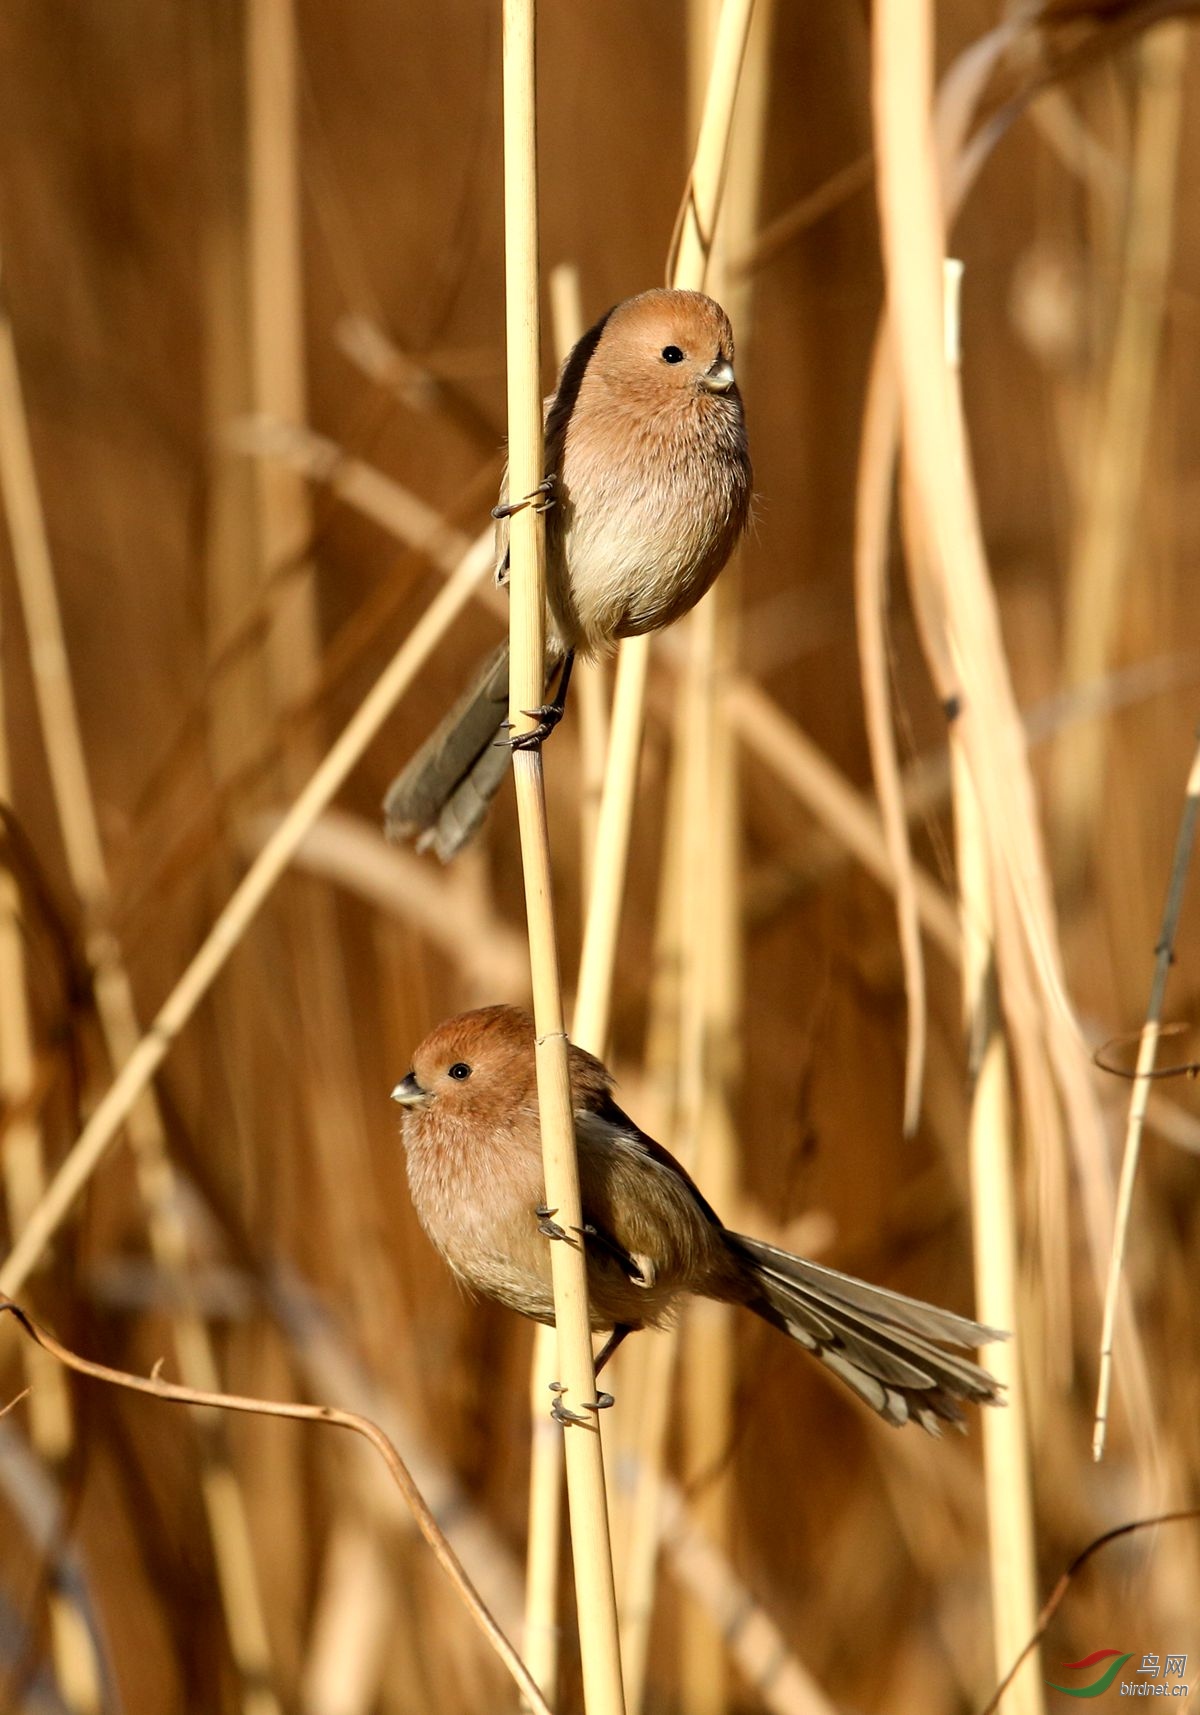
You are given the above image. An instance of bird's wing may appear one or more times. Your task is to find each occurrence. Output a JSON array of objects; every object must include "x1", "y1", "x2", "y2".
[{"x1": 585, "y1": 1090, "x2": 725, "y2": 1230}]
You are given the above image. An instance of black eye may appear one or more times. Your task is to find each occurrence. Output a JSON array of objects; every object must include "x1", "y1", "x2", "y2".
[
  {"x1": 661, "y1": 345, "x2": 685, "y2": 364},
  {"x1": 448, "y1": 1062, "x2": 472, "y2": 1081}
]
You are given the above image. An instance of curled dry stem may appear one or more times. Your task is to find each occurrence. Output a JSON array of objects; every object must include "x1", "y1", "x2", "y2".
[{"x1": 0, "y1": 1298, "x2": 554, "y2": 1715}]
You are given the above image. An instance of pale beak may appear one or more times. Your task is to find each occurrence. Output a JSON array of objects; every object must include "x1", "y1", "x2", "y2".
[
  {"x1": 700, "y1": 358, "x2": 736, "y2": 394},
  {"x1": 391, "y1": 1072, "x2": 428, "y2": 1108}
]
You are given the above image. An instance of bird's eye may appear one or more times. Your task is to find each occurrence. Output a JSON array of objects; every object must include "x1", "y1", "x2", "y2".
[
  {"x1": 660, "y1": 345, "x2": 685, "y2": 364},
  {"x1": 447, "y1": 1062, "x2": 472, "y2": 1081}
]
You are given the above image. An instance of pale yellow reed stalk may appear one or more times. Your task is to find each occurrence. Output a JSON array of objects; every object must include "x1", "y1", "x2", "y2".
[
  {"x1": 675, "y1": 578, "x2": 730, "y2": 1715},
  {"x1": 957, "y1": 744, "x2": 1043, "y2": 1712},
  {"x1": 676, "y1": 8, "x2": 770, "y2": 1703},
  {"x1": 550, "y1": 262, "x2": 609, "y2": 895},
  {"x1": 575, "y1": 0, "x2": 756, "y2": 1064},
  {"x1": 872, "y1": 0, "x2": 1111, "y2": 1305},
  {"x1": 854, "y1": 319, "x2": 926, "y2": 1135},
  {"x1": 875, "y1": 30, "x2": 1047, "y2": 1705},
  {"x1": 520, "y1": 262, "x2": 586, "y2": 1709},
  {"x1": 500, "y1": 4, "x2": 625, "y2": 1713},
  {"x1": 612, "y1": 699, "x2": 691, "y2": 1713},
  {"x1": 504, "y1": 10, "x2": 755, "y2": 1708}
]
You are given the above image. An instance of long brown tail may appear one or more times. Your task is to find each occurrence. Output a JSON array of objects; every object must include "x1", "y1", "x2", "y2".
[
  {"x1": 728, "y1": 1233, "x2": 1006, "y2": 1434},
  {"x1": 383, "y1": 641, "x2": 516, "y2": 860}
]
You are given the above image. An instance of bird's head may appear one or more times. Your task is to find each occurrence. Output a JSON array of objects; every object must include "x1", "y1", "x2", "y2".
[
  {"x1": 589, "y1": 288, "x2": 740, "y2": 413},
  {"x1": 392, "y1": 1004, "x2": 538, "y2": 1123}
]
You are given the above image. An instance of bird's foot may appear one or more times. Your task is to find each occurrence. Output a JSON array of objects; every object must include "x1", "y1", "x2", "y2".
[
  {"x1": 506, "y1": 702, "x2": 566, "y2": 751},
  {"x1": 548, "y1": 1381, "x2": 614, "y2": 1425},
  {"x1": 494, "y1": 652, "x2": 576, "y2": 753},
  {"x1": 491, "y1": 475, "x2": 556, "y2": 521},
  {"x1": 535, "y1": 1204, "x2": 573, "y2": 1243}
]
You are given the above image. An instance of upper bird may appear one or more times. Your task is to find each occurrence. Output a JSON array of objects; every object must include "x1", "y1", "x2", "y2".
[
  {"x1": 393, "y1": 1006, "x2": 1005, "y2": 1435},
  {"x1": 384, "y1": 289, "x2": 752, "y2": 859}
]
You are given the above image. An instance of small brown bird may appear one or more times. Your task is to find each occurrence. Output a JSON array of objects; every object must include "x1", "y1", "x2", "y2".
[
  {"x1": 384, "y1": 289, "x2": 752, "y2": 859},
  {"x1": 393, "y1": 1006, "x2": 1005, "y2": 1434}
]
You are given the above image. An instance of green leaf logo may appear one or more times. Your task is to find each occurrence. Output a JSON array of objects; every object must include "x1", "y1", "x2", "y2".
[{"x1": 1048, "y1": 1650, "x2": 1134, "y2": 1698}]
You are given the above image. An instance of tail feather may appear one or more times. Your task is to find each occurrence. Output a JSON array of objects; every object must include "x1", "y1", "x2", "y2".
[
  {"x1": 383, "y1": 641, "x2": 515, "y2": 860},
  {"x1": 729, "y1": 1233, "x2": 1005, "y2": 1433}
]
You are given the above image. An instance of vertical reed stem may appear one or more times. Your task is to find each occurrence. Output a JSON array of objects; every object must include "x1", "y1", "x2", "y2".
[
  {"x1": 520, "y1": 264, "x2": 587, "y2": 1707},
  {"x1": 501, "y1": 4, "x2": 625, "y2": 1712}
]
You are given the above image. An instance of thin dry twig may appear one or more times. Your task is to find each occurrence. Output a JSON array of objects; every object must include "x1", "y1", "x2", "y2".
[
  {"x1": 0, "y1": 1299, "x2": 554, "y2": 1715},
  {"x1": 1093, "y1": 736, "x2": 1200, "y2": 1460}
]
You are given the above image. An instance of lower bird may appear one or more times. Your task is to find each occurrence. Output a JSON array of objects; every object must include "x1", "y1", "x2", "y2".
[{"x1": 392, "y1": 1005, "x2": 1005, "y2": 1434}]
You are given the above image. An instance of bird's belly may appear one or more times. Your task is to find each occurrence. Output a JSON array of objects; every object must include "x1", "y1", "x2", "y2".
[{"x1": 552, "y1": 512, "x2": 725, "y2": 654}]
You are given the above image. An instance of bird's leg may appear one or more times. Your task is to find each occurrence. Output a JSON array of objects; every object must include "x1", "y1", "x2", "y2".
[
  {"x1": 506, "y1": 651, "x2": 576, "y2": 752},
  {"x1": 544, "y1": 1321, "x2": 628, "y2": 1423},
  {"x1": 593, "y1": 1324, "x2": 633, "y2": 1377}
]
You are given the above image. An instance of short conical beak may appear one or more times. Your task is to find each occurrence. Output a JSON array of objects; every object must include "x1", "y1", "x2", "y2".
[
  {"x1": 391, "y1": 1072, "x2": 428, "y2": 1108},
  {"x1": 700, "y1": 357, "x2": 736, "y2": 394}
]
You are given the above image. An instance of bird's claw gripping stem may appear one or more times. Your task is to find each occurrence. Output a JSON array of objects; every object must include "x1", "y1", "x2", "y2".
[
  {"x1": 548, "y1": 1381, "x2": 614, "y2": 1425},
  {"x1": 535, "y1": 1204, "x2": 572, "y2": 1243},
  {"x1": 506, "y1": 702, "x2": 565, "y2": 751},
  {"x1": 491, "y1": 474, "x2": 556, "y2": 521},
  {"x1": 496, "y1": 651, "x2": 576, "y2": 754}
]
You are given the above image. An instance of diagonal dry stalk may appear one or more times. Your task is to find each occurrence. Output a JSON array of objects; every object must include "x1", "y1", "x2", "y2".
[
  {"x1": 0, "y1": 523, "x2": 494, "y2": 1302},
  {"x1": 0, "y1": 1299, "x2": 553, "y2": 1715},
  {"x1": 658, "y1": 1480, "x2": 837, "y2": 1715}
]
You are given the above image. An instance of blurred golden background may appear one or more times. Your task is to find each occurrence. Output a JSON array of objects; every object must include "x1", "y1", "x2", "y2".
[{"x1": 1, "y1": 2, "x2": 1198, "y2": 1712}]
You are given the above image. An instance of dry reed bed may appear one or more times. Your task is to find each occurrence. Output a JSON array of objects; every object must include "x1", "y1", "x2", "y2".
[{"x1": 1, "y1": 4, "x2": 1199, "y2": 1714}]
